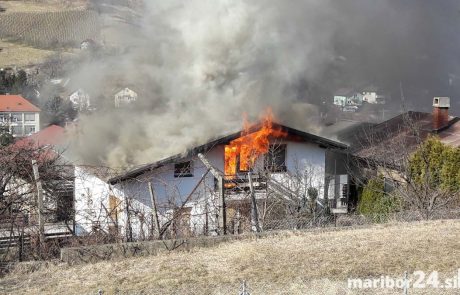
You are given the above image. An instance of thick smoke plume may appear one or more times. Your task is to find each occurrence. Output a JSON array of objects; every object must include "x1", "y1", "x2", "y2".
[{"x1": 69, "y1": 0, "x2": 460, "y2": 168}]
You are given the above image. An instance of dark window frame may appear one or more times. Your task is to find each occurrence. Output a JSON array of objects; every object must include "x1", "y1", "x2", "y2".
[
  {"x1": 264, "y1": 144, "x2": 287, "y2": 173},
  {"x1": 174, "y1": 161, "x2": 194, "y2": 178}
]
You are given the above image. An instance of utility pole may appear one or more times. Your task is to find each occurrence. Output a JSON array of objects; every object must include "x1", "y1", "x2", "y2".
[
  {"x1": 148, "y1": 182, "x2": 161, "y2": 239},
  {"x1": 198, "y1": 153, "x2": 226, "y2": 235},
  {"x1": 31, "y1": 160, "x2": 45, "y2": 245},
  {"x1": 248, "y1": 173, "x2": 261, "y2": 232}
]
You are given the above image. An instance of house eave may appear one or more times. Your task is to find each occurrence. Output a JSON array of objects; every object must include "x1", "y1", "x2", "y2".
[{"x1": 109, "y1": 123, "x2": 348, "y2": 184}]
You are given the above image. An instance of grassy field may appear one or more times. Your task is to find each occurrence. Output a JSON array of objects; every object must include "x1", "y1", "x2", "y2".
[
  {"x1": 1, "y1": 220, "x2": 460, "y2": 294},
  {"x1": 0, "y1": 40, "x2": 56, "y2": 67}
]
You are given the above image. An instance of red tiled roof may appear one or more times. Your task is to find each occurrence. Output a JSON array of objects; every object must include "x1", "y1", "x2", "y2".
[
  {"x1": 15, "y1": 125, "x2": 67, "y2": 148},
  {"x1": 0, "y1": 95, "x2": 41, "y2": 112}
]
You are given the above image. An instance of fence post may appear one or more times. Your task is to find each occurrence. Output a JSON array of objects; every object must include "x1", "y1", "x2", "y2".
[
  {"x1": 239, "y1": 280, "x2": 250, "y2": 295},
  {"x1": 148, "y1": 182, "x2": 161, "y2": 239},
  {"x1": 403, "y1": 271, "x2": 408, "y2": 295},
  {"x1": 32, "y1": 159, "x2": 45, "y2": 246},
  {"x1": 248, "y1": 173, "x2": 261, "y2": 233}
]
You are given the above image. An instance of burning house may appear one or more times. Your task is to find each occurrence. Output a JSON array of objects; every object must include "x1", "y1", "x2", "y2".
[{"x1": 105, "y1": 111, "x2": 350, "y2": 238}]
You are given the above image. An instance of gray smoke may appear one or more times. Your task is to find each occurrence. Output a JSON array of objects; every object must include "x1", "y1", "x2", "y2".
[{"x1": 68, "y1": 0, "x2": 460, "y2": 167}]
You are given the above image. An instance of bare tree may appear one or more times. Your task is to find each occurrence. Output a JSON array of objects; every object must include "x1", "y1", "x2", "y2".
[
  {"x1": 350, "y1": 112, "x2": 460, "y2": 219},
  {"x1": 0, "y1": 142, "x2": 73, "y2": 260}
]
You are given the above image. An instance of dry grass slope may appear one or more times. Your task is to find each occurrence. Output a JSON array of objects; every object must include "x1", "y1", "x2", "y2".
[
  {"x1": 1, "y1": 220, "x2": 460, "y2": 294},
  {"x1": 0, "y1": 40, "x2": 55, "y2": 67}
]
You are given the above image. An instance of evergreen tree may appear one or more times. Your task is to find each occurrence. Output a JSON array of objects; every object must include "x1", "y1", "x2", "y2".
[{"x1": 409, "y1": 136, "x2": 460, "y2": 193}]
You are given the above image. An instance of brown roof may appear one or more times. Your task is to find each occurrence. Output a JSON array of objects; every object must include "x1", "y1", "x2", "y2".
[
  {"x1": 109, "y1": 122, "x2": 348, "y2": 183},
  {"x1": 0, "y1": 95, "x2": 41, "y2": 112},
  {"x1": 352, "y1": 111, "x2": 460, "y2": 162},
  {"x1": 439, "y1": 120, "x2": 460, "y2": 147}
]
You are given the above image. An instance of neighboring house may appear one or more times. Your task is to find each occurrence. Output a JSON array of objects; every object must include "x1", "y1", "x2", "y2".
[
  {"x1": 99, "y1": 122, "x2": 349, "y2": 239},
  {"x1": 348, "y1": 97, "x2": 459, "y2": 207},
  {"x1": 4, "y1": 125, "x2": 74, "y2": 238},
  {"x1": 13, "y1": 125, "x2": 125, "y2": 238},
  {"x1": 69, "y1": 89, "x2": 90, "y2": 111},
  {"x1": 352, "y1": 97, "x2": 459, "y2": 158},
  {"x1": 361, "y1": 85, "x2": 386, "y2": 104},
  {"x1": 0, "y1": 95, "x2": 40, "y2": 137},
  {"x1": 114, "y1": 88, "x2": 138, "y2": 108},
  {"x1": 73, "y1": 165, "x2": 123, "y2": 236},
  {"x1": 333, "y1": 88, "x2": 363, "y2": 109},
  {"x1": 80, "y1": 39, "x2": 97, "y2": 51},
  {"x1": 15, "y1": 124, "x2": 67, "y2": 148}
]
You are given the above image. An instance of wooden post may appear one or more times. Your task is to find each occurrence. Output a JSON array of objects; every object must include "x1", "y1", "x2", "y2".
[
  {"x1": 148, "y1": 182, "x2": 161, "y2": 239},
  {"x1": 125, "y1": 197, "x2": 133, "y2": 242},
  {"x1": 198, "y1": 153, "x2": 226, "y2": 235},
  {"x1": 204, "y1": 191, "x2": 209, "y2": 235},
  {"x1": 235, "y1": 209, "x2": 241, "y2": 234},
  {"x1": 248, "y1": 173, "x2": 261, "y2": 232},
  {"x1": 217, "y1": 175, "x2": 226, "y2": 235},
  {"x1": 31, "y1": 160, "x2": 45, "y2": 245}
]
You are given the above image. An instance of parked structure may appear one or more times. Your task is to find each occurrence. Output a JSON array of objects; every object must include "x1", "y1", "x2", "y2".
[
  {"x1": 0, "y1": 95, "x2": 40, "y2": 137},
  {"x1": 0, "y1": 125, "x2": 74, "y2": 248}
]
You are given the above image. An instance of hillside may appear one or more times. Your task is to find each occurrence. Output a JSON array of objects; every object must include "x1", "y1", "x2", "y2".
[
  {"x1": 0, "y1": 0, "x2": 98, "y2": 67},
  {"x1": 1, "y1": 220, "x2": 459, "y2": 294}
]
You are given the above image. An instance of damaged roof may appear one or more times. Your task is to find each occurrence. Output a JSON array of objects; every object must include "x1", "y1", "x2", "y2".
[{"x1": 109, "y1": 122, "x2": 348, "y2": 184}]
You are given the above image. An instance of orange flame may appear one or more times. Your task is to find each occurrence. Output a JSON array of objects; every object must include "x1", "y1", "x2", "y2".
[{"x1": 224, "y1": 108, "x2": 287, "y2": 176}]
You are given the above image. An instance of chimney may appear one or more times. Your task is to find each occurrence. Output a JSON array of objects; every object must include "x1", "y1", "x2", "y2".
[{"x1": 432, "y1": 97, "x2": 450, "y2": 130}]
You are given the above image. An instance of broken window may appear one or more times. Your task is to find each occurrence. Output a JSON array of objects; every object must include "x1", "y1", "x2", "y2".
[
  {"x1": 174, "y1": 161, "x2": 193, "y2": 177},
  {"x1": 264, "y1": 144, "x2": 287, "y2": 172}
]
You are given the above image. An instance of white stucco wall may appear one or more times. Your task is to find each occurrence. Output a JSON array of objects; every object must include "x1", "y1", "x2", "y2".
[
  {"x1": 0, "y1": 112, "x2": 40, "y2": 137},
  {"x1": 74, "y1": 166, "x2": 116, "y2": 235},
  {"x1": 76, "y1": 136, "x2": 336, "y2": 239},
  {"x1": 264, "y1": 141, "x2": 326, "y2": 199},
  {"x1": 112, "y1": 146, "x2": 224, "y2": 237}
]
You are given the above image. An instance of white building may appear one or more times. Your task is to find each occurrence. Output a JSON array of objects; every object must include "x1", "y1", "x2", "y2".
[
  {"x1": 333, "y1": 88, "x2": 363, "y2": 109},
  {"x1": 75, "y1": 123, "x2": 348, "y2": 240},
  {"x1": 69, "y1": 89, "x2": 90, "y2": 111},
  {"x1": 114, "y1": 88, "x2": 138, "y2": 108},
  {"x1": 0, "y1": 95, "x2": 40, "y2": 137},
  {"x1": 362, "y1": 86, "x2": 386, "y2": 104}
]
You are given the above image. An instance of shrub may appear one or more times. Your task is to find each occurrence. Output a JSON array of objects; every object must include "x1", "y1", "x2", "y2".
[
  {"x1": 409, "y1": 136, "x2": 460, "y2": 193},
  {"x1": 358, "y1": 176, "x2": 401, "y2": 222}
]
